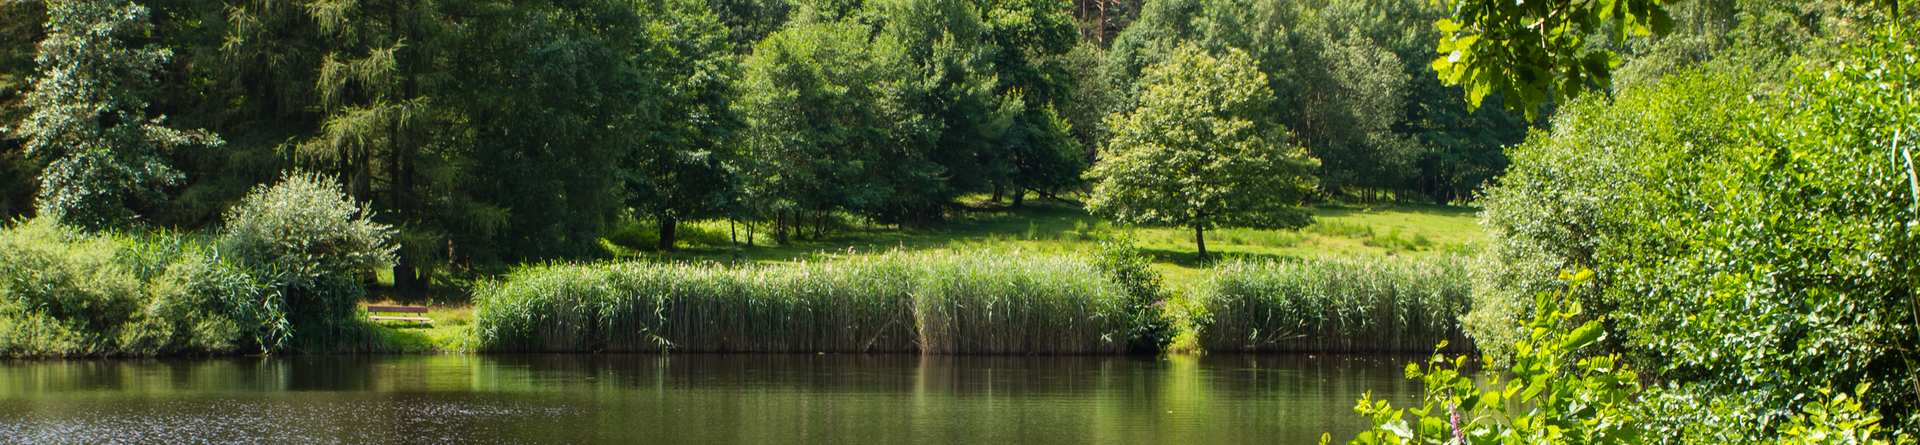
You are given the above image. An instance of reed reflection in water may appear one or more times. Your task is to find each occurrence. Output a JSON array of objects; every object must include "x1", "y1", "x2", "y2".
[{"x1": 0, "y1": 353, "x2": 1426, "y2": 445}]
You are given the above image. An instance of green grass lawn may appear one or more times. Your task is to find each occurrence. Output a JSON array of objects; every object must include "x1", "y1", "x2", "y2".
[
  {"x1": 617, "y1": 197, "x2": 1482, "y2": 288},
  {"x1": 373, "y1": 196, "x2": 1484, "y2": 352}
]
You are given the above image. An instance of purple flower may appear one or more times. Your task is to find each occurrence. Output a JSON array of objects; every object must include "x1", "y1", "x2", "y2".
[{"x1": 1447, "y1": 401, "x2": 1464, "y2": 445}]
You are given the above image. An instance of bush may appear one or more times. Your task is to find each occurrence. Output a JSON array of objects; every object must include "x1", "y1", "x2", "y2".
[
  {"x1": 471, "y1": 249, "x2": 1133, "y2": 354},
  {"x1": 0, "y1": 172, "x2": 396, "y2": 356},
  {"x1": 1334, "y1": 272, "x2": 1913, "y2": 445},
  {"x1": 0, "y1": 220, "x2": 270, "y2": 356},
  {"x1": 1088, "y1": 234, "x2": 1173, "y2": 352},
  {"x1": 1335, "y1": 270, "x2": 1639, "y2": 445},
  {"x1": 1194, "y1": 255, "x2": 1471, "y2": 353},
  {"x1": 1470, "y1": 26, "x2": 1920, "y2": 437},
  {"x1": 220, "y1": 172, "x2": 395, "y2": 350}
]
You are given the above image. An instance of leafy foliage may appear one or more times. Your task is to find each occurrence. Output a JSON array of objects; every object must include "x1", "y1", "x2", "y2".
[
  {"x1": 1088, "y1": 232, "x2": 1172, "y2": 351},
  {"x1": 1086, "y1": 45, "x2": 1317, "y2": 259},
  {"x1": 1336, "y1": 270, "x2": 1643, "y2": 445},
  {"x1": 1340, "y1": 271, "x2": 1916, "y2": 445},
  {"x1": 1429, "y1": 0, "x2": 1674, "y2": 120},
  {"x1": 0, "y1": 219, "x2": 271, "y2": 356},
  {"x1": 1471, "y1": 20, "x2": 1920, "y2": 436},
  {"x1": 221, "y1": 172, "x2": 394, "y2": 350},
  {"x1": 20, "y1": 0, "x2": 220, "y2": 230},
  {"x1": 1103, "y1": 0, "x2": 1532, "y2": 201}
]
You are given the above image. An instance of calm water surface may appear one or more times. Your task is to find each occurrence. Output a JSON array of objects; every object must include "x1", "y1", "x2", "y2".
[{"x1": 0, "y1": 353, "x2": 1427, "y2": 444}]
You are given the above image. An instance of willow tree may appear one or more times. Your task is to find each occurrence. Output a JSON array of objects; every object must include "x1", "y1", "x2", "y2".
[
  {"x1": 1085, "y1": 46, "x2": 1318, "y2": 261},
  {"x1": 19, "y1": 0, "x2": 221, "y2": 230}
]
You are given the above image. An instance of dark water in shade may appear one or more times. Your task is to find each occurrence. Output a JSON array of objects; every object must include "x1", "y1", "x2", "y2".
[{"x1": 0, "y1": 353, "x2": 1428, "y2": 445}]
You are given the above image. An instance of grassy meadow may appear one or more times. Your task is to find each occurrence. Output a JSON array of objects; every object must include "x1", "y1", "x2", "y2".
[
  {"x1": 366, "y1": 197, "x2": 1484, "y2": 354},
  {"x1": 596, "y1": 198, "x2": 1480, "y2": 288}
]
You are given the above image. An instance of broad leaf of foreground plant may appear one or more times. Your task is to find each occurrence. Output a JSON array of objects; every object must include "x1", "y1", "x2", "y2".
[{"x1": 1429, "y1": 0, "x2": 1673, "y2": 121}]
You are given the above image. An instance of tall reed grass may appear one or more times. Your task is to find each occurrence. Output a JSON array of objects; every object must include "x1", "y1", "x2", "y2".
[
  {"x1": 1193, "y1": 255, "x2": 1472, "y2": 353},
  {"x1": 470, "y1": 250, "x2": 1133, "y2": 354}
]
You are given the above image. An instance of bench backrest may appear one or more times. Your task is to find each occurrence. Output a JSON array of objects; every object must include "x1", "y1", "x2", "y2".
[{"x1": 366, "y1": 305, "x2": 430, "y2": 314}]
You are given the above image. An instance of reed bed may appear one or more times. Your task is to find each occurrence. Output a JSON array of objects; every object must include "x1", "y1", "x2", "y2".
[
  {"x1": 471, "y1": 250, "x2": 1132, "y2": 354},
  {"x1": 1194, "y1": 255, "x2": 1472, "y2": 353}
]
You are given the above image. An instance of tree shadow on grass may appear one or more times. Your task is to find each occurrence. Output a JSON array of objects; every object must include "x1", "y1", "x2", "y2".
[
  {"x1": 1135, "y1": 248, "x2": 1301, "y2": 269},
  {"x1": 1308, "y1": 203, "x2": 1479, "y2": 220}
]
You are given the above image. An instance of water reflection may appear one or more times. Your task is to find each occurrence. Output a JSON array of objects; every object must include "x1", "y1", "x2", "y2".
[{"x1": 0, "y1": 353, "x2": 1426, "y2": 445}]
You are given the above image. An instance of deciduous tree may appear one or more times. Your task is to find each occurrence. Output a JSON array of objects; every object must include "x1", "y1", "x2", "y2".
[
  {"x1": 20, "y1": 0, "x2": 220, "y2": 230},
  {"x1": 1085, "y1": 46, "x2": 1317, "y2": 261}
]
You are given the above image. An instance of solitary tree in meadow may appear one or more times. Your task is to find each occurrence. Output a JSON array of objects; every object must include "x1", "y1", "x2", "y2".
[{"x1": 1085, "y1": 45, "x2": 1318, "y2": 261}]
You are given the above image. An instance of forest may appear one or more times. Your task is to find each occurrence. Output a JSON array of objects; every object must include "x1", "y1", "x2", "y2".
[
  {"x1": 4, "y1": 0, "x2": 1920, "y2": 442},
  {"x1": 0, "y1": 0, "x2": 1527, "y2": 281}
]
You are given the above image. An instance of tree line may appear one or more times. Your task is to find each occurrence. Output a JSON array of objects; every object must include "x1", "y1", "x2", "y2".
[{"x1": 0, "y1": 0, "x2": 1531, "y2": 290}]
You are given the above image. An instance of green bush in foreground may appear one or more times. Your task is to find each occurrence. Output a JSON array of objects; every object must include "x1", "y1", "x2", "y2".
[
  {"x1": 0, "y1": 173, "x2": 395, "y2": 356},
  {"x1": 1090, "y1": 233, "x2": 1174, "y2": 352},
  {"x1": 0, "y1": 220, "x2": 269, "y2": 356},
  {"x1": 221, "y1": 172, "x2": 394, "y2": 350},
  {"x1": 1194, "y1": 255, "x2": 1471, "y2": 353},
  {"x1": 1334, "y1": 271, "x2": 1911, "y2": 445},
  {"x1": 1471, "y1": 25, "x2": 1920, "y2": 433},
  {"x1": 1337, "y1": 270, "x2": 1639, "y2": 445},
  {"x1": 471, "y1": 250, "x2": 1133, "y2": 354}
]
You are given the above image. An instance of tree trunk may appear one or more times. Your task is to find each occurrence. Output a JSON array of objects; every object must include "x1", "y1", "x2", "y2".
[
  {"x1": 1011, "y1": 186, "x2": 1025, "y2": 207},
  {"x1": 991, "y1": 184, "x2": 1003, "y2": 203},
  {"x1": 747, "y1": 218, "x2": 756, "y2": 247},
  {"x1": 390, "y1": 118, "x2": 417, "y2": 295},
  {"x1": 776, "y1": 211, "x2": 789, "y2": 244},
  {"x1": 730, "y1": 218, "x2": 737, "y2": 246},
  {"x1": 815, "y1": 209, "x2": 826, "y2": 239},
  {"x1": 1195, "y1": 225, "x2": 1209, "y2": 262},
  {"x1": 659, "y1": 215, "x2": 677, "y2": 251}
]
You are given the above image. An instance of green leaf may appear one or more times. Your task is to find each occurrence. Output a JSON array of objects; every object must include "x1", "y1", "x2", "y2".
[
  {"x1": 1558, "y1": 320, "x2": 1605, "y2": 351},
  {"x1": 1649, "y1": 8, "x2": 1673, "y2": 36}
]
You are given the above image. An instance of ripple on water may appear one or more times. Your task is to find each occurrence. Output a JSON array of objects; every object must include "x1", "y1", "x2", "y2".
[{"x1": 0, "y1": 397, "x2": 577, "y2": 445}]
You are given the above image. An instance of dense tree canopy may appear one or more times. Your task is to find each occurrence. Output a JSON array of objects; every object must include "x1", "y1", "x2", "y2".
[
  {"x1": 1101, "y1": 0, "x2": 1534, "y2": 201},
  {"x1": 22, "y1": 0, "x2": 220, "y2": 230},
  {"x1": 0, "y1": 0, "x2": 1552, "y2": 287}
]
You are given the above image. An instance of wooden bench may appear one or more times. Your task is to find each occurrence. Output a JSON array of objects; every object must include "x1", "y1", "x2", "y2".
[{"x1": 367, "y1": 305, "x2": 433, "y2": 326}]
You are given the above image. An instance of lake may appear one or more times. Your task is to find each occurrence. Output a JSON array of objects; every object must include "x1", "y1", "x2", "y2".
[{"x1": 0, "y1": 353, "x2": 1427, "y2": 444}]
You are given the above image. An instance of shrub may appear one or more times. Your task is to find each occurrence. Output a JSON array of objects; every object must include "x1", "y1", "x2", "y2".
[
  {"x1": 1471, "y1": 26, "x2": 1920, "y2": 436},
  {"x1": 1334, "y1": 271, "x2": 1914, "y2": 445},
  {"x1": 1194, "y1": 255, "x2": 1471, "y2": 353},
  {"x1": 471, "y1": 249, "x2": 1133, "y2": 354},
  {"x1": 1334, "y1": 270, "x2": 1640, "y2": 445},
  {"x1": 220, "y1": 172, "x2": 395, "y2": 350},
  {"x1": 0, "y1": 219, "x2": 269, "y2": 356},
  {"x1": 1088, "y1": 233, "x2": 1173, "y2": 352},
  {"x1": 0, "y1": 173, "x2": 395, "y2": 356}
]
